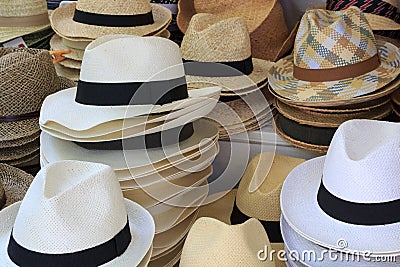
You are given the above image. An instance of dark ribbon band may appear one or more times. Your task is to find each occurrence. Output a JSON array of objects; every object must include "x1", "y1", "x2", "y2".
[
  {"x1": 230, "y1": 202, "x2": 283, "y2": 243},
  {"x1": 0, "y1": 111, "x2": 40, "y2": 123},
  {"x1": 74, "y1": 122, "x2": 194, "y2": 150},
  {"x1": 317, "y1": 181, "x2": 400, "y2": 225},
  {"x1": 0, "y1": 189, "x2": 6, "y2": 209},
  {"x1": 75, "y1": 77, "x2": 188, "y2": 106},
  {"x1": 219, "y1": 95, "x2": 242, "y2": 102},
  {"x1": 73, "y1": 9, "x2": 154, "y2": 27},
  {"x1": 183, "y1": 56, "x2": 253, "y2": 77},
  {"x1": 293, "y1": 54, "x2": 381, "y2": 82},
  {"x1": 8, "y1": 220, "x2": 131, "y2": 267}
]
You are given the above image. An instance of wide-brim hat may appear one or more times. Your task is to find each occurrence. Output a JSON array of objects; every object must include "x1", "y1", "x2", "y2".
[
  {"x1": 50, "y1": 2, "x2": 172, "y2": 39},
  {"x1": 0, "y1": 164, "x2": 33, "y2": 208},
  {"x1": 50, "y1": 34, "x2": 85, "y2": 61},
  {"x1": 54, "y1": 63, "x2": 80, "y2": 81},
  {"x1": 149, "y1": 238, "x2": 185, "y2": 267},
  {"x1": 197, "y1": 189, "x2": 237, "y2": 225},
  {"x1": 58, "y1": 57, "x2": 81, "y2": 69}
]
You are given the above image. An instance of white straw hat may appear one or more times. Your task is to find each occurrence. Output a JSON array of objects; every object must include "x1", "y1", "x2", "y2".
[
  {"x1": 281, "y1": 119, "x2": 400, "y2": 255},
  {"x1": 0, "y1": 160, "x2": 155, "y2": 266}
]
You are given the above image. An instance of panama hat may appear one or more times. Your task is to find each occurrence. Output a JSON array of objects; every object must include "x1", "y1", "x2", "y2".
[
  {"x1": 50, "y1": 34, "x2": 84, "y2": 60},
  {"x1": 197, "y1": 189, "x2": 237, "y2": 224},
  {"x1": 149, "y1": 239, "x2": 185, "y2": 267},
  {"x1": 281, "y1": 119, "x2": 400, "y2": 254},
  {"x1": 0, "y1": 160, "x2": 155, "y2": 266},
  {"x1": 0, "y1": 0, "x2": 51, "y2": 43},
  {"x1": 268, "y1": 7, "x2": 400, "y2": 105},
  {"x1": 177, "y1": 0, "x2": 290, "y2": 61},
  {"x1": 180, "y1": 217, "x2": 275, "y2": 266},
  {"x1": 181, "y1": 14, "x2": 273, "y2": 93},
  {"x1": 40, "y1": 35, "x2": 221, "y2": 130}
]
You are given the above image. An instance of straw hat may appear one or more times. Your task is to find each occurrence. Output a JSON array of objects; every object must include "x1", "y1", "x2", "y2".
[
  {"x1": 149, "y1": 239, "x2": 185, "y2": 267},
  {"x1": 0, "y1": 164, "x2": 33, "y2": 209},
  {"x1": 0, "y1": 0, "x2": 51, "y2": 43},
  {"x1": 281, "y1": 119, "x2": 400, "y2": 254},
  {"x1": 54, "y1": 63, "x2": 80, "y2": 81},
  {"x1": 50, "y1": 34, "x2": 85, "y2": 60},
  {"x1": 177, "y1": 0, "x2": 290, "y2": 61},
  {"x1": 268, "y1": 7, "x2": 400, "y2": 105},
  {"x1": 50, "y1": 0, "x2": 172, "y2": 39},
  {"x1": 0, "y1": 160, "x2": 155, "y2": 266},
  {"x1": 58, "y1": 57, "x2": 82, "y2": 69},
  {"x1": 180, "y1": 217, "x2": 275, "y2": 266},
  {"x1": 197, "y1": 189, "x2": 237, "y2": 224},
  {"x1": 181, "y1": 14, "x2": 273, "y2": 92}
]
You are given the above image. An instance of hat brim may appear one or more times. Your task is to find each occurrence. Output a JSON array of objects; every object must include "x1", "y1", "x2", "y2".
[
  {"x1": 50, "y1": 34, "x2": 85, "y2": 61},
  {"x1": 281, "y1": 156, "x2": 400, "y2": 254},
  {"x1": 0, "y1": 164, "x2": 33, "y2": 208},
  {"x1": 269, "y1": 40, "x2": 400, "y2": 105},
  {"x1": 58, "y1": 57, "x2": 81, "y2": 69},
  {"x1": 365, "y1": 13, "x2": 400, "y2": 31},
  {"x1": 0, "y1": 25, "x2": 51, "y2": 44},
  {"x1": 149, "y1": 236, "x2": 185, "y2": 266},
  {"x1": 0, "y1": 138, "x2": 39, "y2": 162},
  {"x1": 54, "y1": 63, "x2": 80, "y2": 81},
  {"x1": 50, "y1": 3, "x2": 172, "y2": 39},
  {"x1": 0, "y1": 199, "x2": 155, "y2": 266}
]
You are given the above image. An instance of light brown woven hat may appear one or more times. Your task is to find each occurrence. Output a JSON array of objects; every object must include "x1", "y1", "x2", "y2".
[
  {"x1": 0, "y1": 130, "x2": 39, "y2": 152},
  {"x1": 149, "y1": 238, "x2": 185, "y2": 267},
  {"x1": 0, "y1": 163, "x2": 33, "y2": 208},
  {"x1": 391, "y1": 89, "x2": 400, "y2": 106},
  {"x1": 0, "y1": 138, "x2": 39, "y2": 162},
  {"x1": 177, "y1": 0, "x2": 290, "y2": 61},
  {"x1": 0, "y1": 0, "x2": 51, "y2": 43},
  {"x1": 181, "y1": 14, "x2": 273, "y2": 92},
  {"x1": 50, "y1": 0, "x2": 172, "y2": 39},
  {"x1": 0, "y1": 180, "x2": 5, "y2": 210}
]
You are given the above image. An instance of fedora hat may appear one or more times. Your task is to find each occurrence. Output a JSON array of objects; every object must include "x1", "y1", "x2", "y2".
[
  {"x1": 268, "y1": 7, "x2": 400, "y2": 105},
  {"x1": 0, "y1": 160, "x2": 155, "y2": 266},
  {"x1": 50, "y1": 0, "x2": 172, "y2": 39},
  {"x1": 180, "y1": 217, "x2": 275, "y2": 266},
  {"x1": 177, "y1": 0, "x2": 290, "y2": 61},
  {"x1": 197, "y1": 189, "x2": 237, "y2": 224},
  {"x1": 181, "y1": 14, "x2": 273, "y2": 93},
  {"x1": 0, "y1": 0, "x2": 51, "y2": 43},
  {"x1": 281, "y1": 119, "x2": 400, "y2": 254},
  {"x1": 40, "y1": 35, "x2": 221, "y2": 130}
]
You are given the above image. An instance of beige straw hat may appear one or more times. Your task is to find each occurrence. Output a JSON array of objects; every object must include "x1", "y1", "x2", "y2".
[
  {"x1": 149, "y1": 239, "x2": 185, "y2": 267},
  {"x1": 197, "y1": 189, "x2": 237, "y2": 224},
  {"x1": 54, "y1": 63, "x2": 80, "y2": 81},
  {"x1": 177, "y1": 0, "x2": 290, "y2": 61},
  {"x1": 50, "y1": 0, "x2": 172, "y2": 39},
  {"x1": 58, "y1": 57, "x2": 82, "y2": 69},
  {"x1": 180, "y1": 217, "x2": 275, "y2": 267},
  {"x1": 0, "y1": 0, "x2": 51, "y2": 43},
  {"x1": 50, "y1": 34, "x2": 85, "y2": 61}
]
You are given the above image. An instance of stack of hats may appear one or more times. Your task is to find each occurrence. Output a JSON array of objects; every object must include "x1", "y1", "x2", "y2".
[
  {"x1": 0, "y1": 0, "x2": 54, "y2": 49},
  {"x1": 181, "y1": 14, "x2": 275, "y2": 139},
  {"x1": 39, "y1": 35, "x2": 222, "y2": 266},
  {"x1": 151, "y1": 0, "x2": 184, "y2": 43},
  {"x1": 48, "y1": 0, "x2": 173, "y2": 81},
  {"x1": 269, "y1": 7, "x2": 400, "y2": 152},
  {"x1": 281, "y1": 119, "x2": 400, "y2": 266},
  {"x1": 0, "y1": 47, "x2": 74, "y2": 174},
  {"x1": 391, "y1": 89, "x2": 400, "y2": 119}
]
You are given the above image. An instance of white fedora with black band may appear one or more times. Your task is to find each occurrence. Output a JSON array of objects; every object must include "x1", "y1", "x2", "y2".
[{"x1": 281, "y1": 119, "x2": 400, "y2": 255}]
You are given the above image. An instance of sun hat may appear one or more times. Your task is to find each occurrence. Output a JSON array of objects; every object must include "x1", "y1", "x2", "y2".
[
  {"x1": 58, "y1": 57, "x2": 81, "y2": 69},
  {"x1": 177, "y1": 0, "x2": 290, "y2": 61},
  {"x1": 54, "y1": 62, "x2": 80, "y2": 81},
  {"x1": 268, "y1": 7, "x2": 400, "y2": 105},
  {"x1": 0, "y1": 160, "x2": 155, "y2": 266},
  {"x1": 40, "y1": 35, "x2": 221, "y2": 130},
  {"x1": 149, "y1": 238, "x2": 185, "y2": 267},
  {"x1": 181, "y1": 14, "x2": 273, "y2": 93},
  {"x1": 50, "y1": 0, "x2": 172, "y2": 39},
  {"x1": 0, "y1": 0, "x2": 51, "y2": 43},
  {"x1": 180, "y1": 217, "x2": 275, "y2": 267},
  {"x1": 281, "y1": 119, "x2": 400, "y2": 254},
  {"x1": 0, "y1": 181, "x2": 4, "y2": 209},
  {"x1": 50, "y1": 34, "x2": 84, "y2": 60},
  {"x1": 197, "y1": 189, "x2": 237, "y2": 224}
]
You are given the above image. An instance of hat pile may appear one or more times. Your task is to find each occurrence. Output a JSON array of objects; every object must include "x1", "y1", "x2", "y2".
[
  {"x1": 0, "y1": 47, "x2": 74, "y2": 174},
  {"x1": 49, "y1": 0, "x2": 173, "y2": 81},
  {"x1": 181, "y1": 14, "x2": 276, "y2": 138},
  {"x1": 39, "y1": 35, "x2": 222, "y2": 266},
  {"x1": 0, "y1": 0, "x2": 54, "y2": 49},
  {"x1": 269, "y1": 7, "x2": 400, "y2": 152},
  {"x1": 391, "y1": 89, "x2": 400, "y2": 119},
  {"x1": 281, "y1": 119, "x2": 400, "y2": 266}
]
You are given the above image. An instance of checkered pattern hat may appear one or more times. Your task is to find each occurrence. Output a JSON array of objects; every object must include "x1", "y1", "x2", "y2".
[{"x1": 268, "y1": 7, "x2": 400, "y2": 103}]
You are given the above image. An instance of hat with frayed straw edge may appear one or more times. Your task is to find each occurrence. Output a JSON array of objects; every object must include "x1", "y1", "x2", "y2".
[
  {"x1": 0, "y1": 160, "x2": 155, "y2": 266},
  {"x1": 50, "y1": 0, "x2": 172, "y2": 39},
  {"x1": 281, "y1": 119, "x2": 400, "y2": 254},
  {"x1": 0, "y1": 163, "x2": 33, "y2": 209},
  {"x1": 0, "y1": 0, "x2": 51, "y2": 43},
  {"x1": 177, "y1": 0, "x2": 290, "y2": 61},
  {"x1": 180, "y1": 217, "x2": 275, "y2": 267},
  {"x1": 268, "y1": 7, "x2": 400, "y2": 104},
  {"x1": 181, "y1": 14, "x2": 273, "y2": 92}
]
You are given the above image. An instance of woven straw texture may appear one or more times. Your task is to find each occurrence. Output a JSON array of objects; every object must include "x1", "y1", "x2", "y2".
[
  {"x1": 269, "y1": 7, "x2": 400, "y2": 103},
  {"x1": 50, "y1": 2, "x2": 172, "y2": 39},
  {"x1": 0, "y1": 163, "x2": 33, "y2": 207},
  {"x1": 54, "y1": 63, "x2": 80, "y2": 81},
  {"x1": 0, "y1": 181, "x2": 4, "y2": 209},
  {"x1": 0, "y1": 137, "x2": 39, "y2": 161},
  {"x1": 197, "y1": 189, "x2": 237, "y2": 224},
  {"x1": 391, "y1": 89, "x2": 400, "y2": 105},
  {"x1": 177, "y1": 0, "x2": 290, "y2": 60},
  {"x1": 0, "y1": 0, "x2": 50, "y2": 43},
  {"x1": 50, "y1": 34, "x2": 85, "y2": 61},
  {"x1": 149, "y1": 238, "x2": 184, "y2": 267},
  {"x1": 58, "y1": 57, "x2": 82, "y2": 69},
  {"x1": 3, "y1": 150, "x2": 40, "y2": 167}
]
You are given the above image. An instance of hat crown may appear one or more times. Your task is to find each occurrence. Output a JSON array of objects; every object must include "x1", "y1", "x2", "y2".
[
  {"x1": 180, "y1": 14, "x2": 251, "y2": 62},
  {"x1": 80, "y1": 35, "x2": 185, "y2": 83},
  {"x1": 12, "y1": 160, "x2": 128, "y2": 254},
  {"x1": 76, "y1": 0, "x2": 151, "y2": 15},
  {"x1": 323, "y1": 120, "x2": 400, "y2": 203},
  {"x1": 294, "y1": 7, "x2": 378, "y2": 70},
  {"x1": 0, "y1": 0, "x2": 48, "y2": 16},
  {"x1": 0, "y1": 48, "x2": 61, "y2": 117}
]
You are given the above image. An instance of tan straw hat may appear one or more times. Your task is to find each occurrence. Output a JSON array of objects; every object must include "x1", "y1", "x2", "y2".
[
  {"x1": 177, "y1": 0, "x2": 290, "y2": 61},
  {"x1": 197, "y1": 189, "x2": 237, "y2": 224},
  {"x1": 50, "y1": 34, "x2": 85, "y2": 61},
  {"x1": 50, "y1": 0, "x2": 172, "y2": 39},
  {"x1": 180, "y1": 217, "x2": 275, "y2": 267},
  {"x1": 0, "y1": 0, "x2": 51, "y2": 43}
]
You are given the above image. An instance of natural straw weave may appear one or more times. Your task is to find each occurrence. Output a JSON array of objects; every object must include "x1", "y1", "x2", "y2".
[
  {"x1": 50, "y1": 34, "x2": 85, "y2": 61},
  {"x1": 54, "y1": 63, "x2": 80, "y2": 81},
  {"x1": 58, "y1": 57, "x2": 82, "y2": 69},
  {"x1": 0, "y1": 163, "x2": 33, "y2": 207},
  {"x1": 4, "y1": 151, "x2": 40, "y2": 167},
  {"x1": 0, "y1": 138, "x2": 39, "y2": 161}
]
